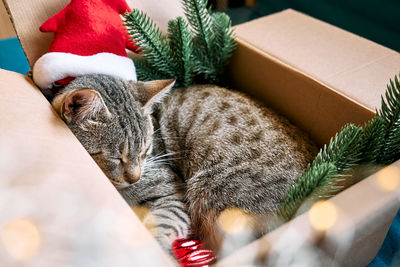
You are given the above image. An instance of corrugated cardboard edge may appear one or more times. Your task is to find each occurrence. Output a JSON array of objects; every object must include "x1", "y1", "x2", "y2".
[
  {"x1": 1, "y1": 0, "x2": 28, "y2": 67},
  {"x1": 217, "y1": 161, "x2": 400, "y2": 266}
]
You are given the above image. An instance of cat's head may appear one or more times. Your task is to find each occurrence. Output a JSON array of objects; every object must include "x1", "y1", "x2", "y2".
[{"x1": 52, "y1": 74, "x2": 174, "y2": 189}]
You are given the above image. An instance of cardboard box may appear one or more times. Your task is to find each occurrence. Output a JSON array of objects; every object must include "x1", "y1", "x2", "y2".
[{"x1": 1, "y1": 0, "x2": 400, "y2": 266}]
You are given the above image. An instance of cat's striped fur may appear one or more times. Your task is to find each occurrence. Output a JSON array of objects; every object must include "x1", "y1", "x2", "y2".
[{"x1": 52, "y1": 74, "x2": 318, "y2": 253}]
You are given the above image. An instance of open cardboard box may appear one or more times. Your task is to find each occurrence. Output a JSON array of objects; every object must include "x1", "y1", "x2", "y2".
[{"x1": 1, "y1": 0, "x2": 400, "y2": 265}]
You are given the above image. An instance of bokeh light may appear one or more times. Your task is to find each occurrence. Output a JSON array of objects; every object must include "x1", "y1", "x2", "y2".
[
  {"x1": 1, "y1": 218, "x2": 41, "y2": 260},
  {"x1": 308, "y1": 200, "x2": 338, "y2": 231},
  {"x1": 218, "y1": 208, "x2": 250, "y2": 234},
  {"x1": 131, "y1": 205, "x2": 157, "y2": 235},
  {"x1": 376, "y1": 165, "x2": 400, "y2": 192}
]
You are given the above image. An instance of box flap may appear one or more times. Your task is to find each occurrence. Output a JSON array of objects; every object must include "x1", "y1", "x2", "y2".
[
  {"x1": 218, "y1": 161, "x2": 400, "y2": 266},
  {"x1": 234, "y1": 9, "x2": 400, "y2": 111},
  {"x1": 0, "y1": 69, "x2": 174, "y2": 265}
]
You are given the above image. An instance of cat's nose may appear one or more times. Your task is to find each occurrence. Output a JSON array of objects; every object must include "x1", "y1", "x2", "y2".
[{"x1": 123, "y1": 167, "x2": 141, "y2": 184}]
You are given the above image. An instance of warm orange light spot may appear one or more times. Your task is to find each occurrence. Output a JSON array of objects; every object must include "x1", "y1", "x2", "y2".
[
  {"x1": 1, "y1": 219, "x2": 41, "y2": 260},
  {"x1": 131, "y1": 206, "x2": 157, "y2": 235},
  {"x1": 377, "y1": 166, "x2": 400, "y2": 192},
  {"x1": 131, "y1": 205, "x2": 150, "y2": 221},
  {"x1": 218, "y1": 208, "x2": 250, "y2": 234},
  {"x1": 309, "y1": 200, "x2": 337, "y2": 231}
]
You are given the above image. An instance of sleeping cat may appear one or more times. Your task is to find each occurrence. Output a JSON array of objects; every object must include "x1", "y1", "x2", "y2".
[{"x1": 51, "y1": 74, "x2": 318, "y2": 253}]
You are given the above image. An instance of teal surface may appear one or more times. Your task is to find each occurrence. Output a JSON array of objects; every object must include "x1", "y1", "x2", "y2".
[
  {"x1": 0, "y1": 37, "x2": 30, "y2": 75},
  {"x1": 226, "y1": 0, "x2": 400, "y2": 52}
]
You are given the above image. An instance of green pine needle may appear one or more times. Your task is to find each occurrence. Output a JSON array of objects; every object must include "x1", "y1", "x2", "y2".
[
  {"x1": 277, "y1": 73, "x2": 400, "y2": 223},
  {"x1": 125, "y1": 9, "x2": 176, "y2": 78},
  {"x1": 133, "y1": 57, "x2": 169, "y2": 81},
  {"x1": 124, "y1": 0, "x2": 236, "y2": 86},
  {"x1": 378, "y1": 75, "x2": 400, "y2": 164},
  {"x1": 211, "y1": 12, "x2": 236, "y2": 70},
  {"x1": 182, "y1": 0, "x2": 214, "y2": 57},
  {"x1": 314, "y1": 124, "x2": 364, "y2": 173},
  {"x1": 361, "y1": 116, "x2": 386, "y2": 163},
  {"x1": 168, "y1": 17, "x2": 194, "y2": 87},
  {"x1": 277, "y1": 162, "x2": 338, "y2": 221}
]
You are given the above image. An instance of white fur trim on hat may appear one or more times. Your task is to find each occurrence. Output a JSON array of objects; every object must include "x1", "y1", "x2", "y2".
[{"x1": 32, "y1": 52, "x2": 137, "y2": 89}]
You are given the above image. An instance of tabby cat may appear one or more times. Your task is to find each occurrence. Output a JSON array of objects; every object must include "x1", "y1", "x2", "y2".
[{"x1": 52, "y1": 74, "x2": 318, "y2": 253}]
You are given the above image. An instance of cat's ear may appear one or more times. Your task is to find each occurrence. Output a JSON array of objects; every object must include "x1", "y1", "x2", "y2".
[
  {"x1": 61, "y1": 89, "x2": 110, "y2": 124},
  {"x1": 135, "y1": 79, "x2": 175, "y2": 114}
]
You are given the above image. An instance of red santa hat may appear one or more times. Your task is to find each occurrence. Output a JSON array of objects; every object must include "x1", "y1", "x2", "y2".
[{"x1": 33, "y1": 0, "x2": 140, "y2": 90}]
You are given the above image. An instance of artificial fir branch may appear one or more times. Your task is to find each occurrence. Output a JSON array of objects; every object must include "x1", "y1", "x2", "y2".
[
  {"x1": 276, "y1": 124, "x2": 364, "y2": 221},
  {"x1": 361, "y1": 116, "x2": 386, "y2": 163},
  {"x1": 134, "y1": 57, "x2": 168, "y2": 81},
  {"x1": 125, "y1": 9, "x2": 176, "y2": 78},
  {"x1": 182, "y1": 0, "x2": 214, "y2": 59},
  {"x1": 314, "y1": 124, "x2": 364, "y2": 173},
  {"x1": 277, "y1": 73, "x2": 400, "y2": 222},
  {"x1": 277, "y1": 162, "x2": 338, "y2": 221},
  {"x1": 168, "y1": 17, "x2": 194, "y2": 87},
  {"x1": 211, "y1": 12, "x2": 237, "y2": 78},
  {"x1": 124, "y1": 0, "x2": 236, "y2": 86},
  {"x1": 378, "y1": 75, "x2": 400, "y2": 164}
]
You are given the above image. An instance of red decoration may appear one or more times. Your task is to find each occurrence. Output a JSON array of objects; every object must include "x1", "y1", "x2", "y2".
[{"x1": 172, "y1": 238, "x2": 216, "y2": 267}]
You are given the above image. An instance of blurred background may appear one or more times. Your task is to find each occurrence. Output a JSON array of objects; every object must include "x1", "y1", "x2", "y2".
[{"x1": 1, "y1": 0, "x2": 399, "y2": 266}]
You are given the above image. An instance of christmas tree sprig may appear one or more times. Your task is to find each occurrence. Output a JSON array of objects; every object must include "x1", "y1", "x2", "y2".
[
  {"x1": 124, "y1": 0, "x2": 236, "y2": 87},
  {"x1": 277, "y1": 73, "x2": 400, "y2": 222},
  {"x1": 125, "y1": 9, "x2": 175, "y2": 78}
]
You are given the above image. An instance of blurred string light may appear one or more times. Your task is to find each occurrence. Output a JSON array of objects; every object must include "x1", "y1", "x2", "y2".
[
  {"x1": 0, "y1": 218, "x2": 41, "y2": 260},
  {"x1": 308, "y1": 200, "x2": 338, "y2": 231},
  {"x1": 131, "y1": 205, "x2": 157, "y2": 236},
  {"x1": 218, "y1": 208, "x2": 250, "y2": 234},
  {"x1": 376, "y1": 165, "x2": 400, "y2": 192}
]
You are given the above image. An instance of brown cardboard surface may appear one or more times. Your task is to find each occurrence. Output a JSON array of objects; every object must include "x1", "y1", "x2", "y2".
[
  {"x1": 229, "y1": 38, "x2": 375, "y2": 146},
  {"x1": 0, "y1": 0, "x2": 15, "y2": 38},
  {"x1": 0, "y1": 69, "x2": 175, "y2": 266},
  {"x1": 233, "y1": 9, "x2": 400, "y2": 111},
  {"x1": 2, "y1": 0, "x2": 183, "y2": 67}
]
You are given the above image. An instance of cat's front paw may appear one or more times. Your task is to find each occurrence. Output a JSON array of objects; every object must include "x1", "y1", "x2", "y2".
[{"x1": 155, "y1": 226, "x2": 188, "y2": 253}]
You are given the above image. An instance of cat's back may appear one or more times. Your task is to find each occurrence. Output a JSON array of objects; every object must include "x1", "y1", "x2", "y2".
[{"x1": 158, "y1": 85, "x2": 318, "y2": 212}]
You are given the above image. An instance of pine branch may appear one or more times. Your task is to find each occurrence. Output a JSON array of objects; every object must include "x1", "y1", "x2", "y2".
[
  {"x1": 277, "y1": 124, "x2": 364, "y2": 220},
  {"x1": 211, "y1": 12, "x2": 236, "y2": 70},
  {"x1": 182, "y1": 0, "x2": 220, "y2": 82},
  {"x1": 378, "y1": 74, "x2": 400, "y2": 164},
  {"x1": 277, "y1": 73, "x2": 400, "y2": 223},
  {"x1": 276, "y1": 162, "x2": 338, "y2": 221},
  {"x1": 125, "y1": 9, "x2": 176, "y2": 78},
  {"x1": 314, "y1": 124, "x2": 364, "y2": 172},
  {"x1": 361, "y1": 116, "x2": 386, "y2": 163},
  {"x1": 124, "y1": 0, "x2": 236, "y2": 86},
  {"x1": 182, "y1": 0, "x2": 214, "y2": 57},
  {"x1": 133, "y1": 57, "x2": 169, "y2": 81},
  {"x1": 168, "y1": 17, "x2": 194, "y2": 87}
]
